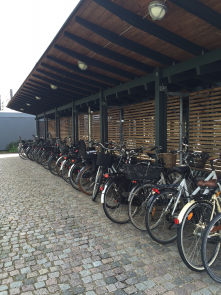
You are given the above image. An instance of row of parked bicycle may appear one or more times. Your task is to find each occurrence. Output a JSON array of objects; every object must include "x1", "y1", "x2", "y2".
[{"x1": 18, "y1": 133, "x2": 221, "y2": 283}]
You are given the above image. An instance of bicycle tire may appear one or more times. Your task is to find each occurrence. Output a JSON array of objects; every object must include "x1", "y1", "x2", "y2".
[
  {"x1": 56, "y1": 156, "x2": 66, "y2": 178},
  {"x1": 62, "y1": 157, "x2": 78, "y2": 183},
  {"x1": 69, "y1": 161, "x2": 86, "y2": 191},
  {"x1": 177, "y1": 200, "x2": 216, "y2": 272},
  {"x1": 146, "y1": 189, "x2": 184, "y2": 244},
  {"x1": 129, "y1": 183, "x2": 152, "y2": 231},
  {"x1": 201, "y1": 212, "x2": 221, "y2": 283},
  {"x1": 78, "y1": 165, "x2": 97, "y2": 196},
  {"x1": 103, "y1": 177, "x2": 131, "y2": 224},
  {"x1": 92, "y1": 167, "x2": 103, "y2": 201},
  {"x1": 41, "y1": 151, "x2": 51, "y2": 169},
  {"x1": 48, "y1": 155, "x2": 58, "y2": 176}
]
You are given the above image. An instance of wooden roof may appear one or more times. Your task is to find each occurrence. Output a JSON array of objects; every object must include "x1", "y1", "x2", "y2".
[{"x1": 8, "y1": 0, "x2": 221, "y2": 115}]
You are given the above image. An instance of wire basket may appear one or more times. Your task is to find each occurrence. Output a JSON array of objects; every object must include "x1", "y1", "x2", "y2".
[
  {"x1": 189, "y1": 156, "x2": 207, "y2": 168},
  {"x1": 123, "y1": 163, "x2": 161, "y2": 181},
  {"x1": 96, "y1": 152, "x2": 114, "y2": 168},
  {"x1": 159, "y1": 153, "x2": 177, "y2": 168}
]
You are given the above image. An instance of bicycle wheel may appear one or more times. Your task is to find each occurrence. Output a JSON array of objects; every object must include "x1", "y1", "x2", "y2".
[
  {"x1": 41, "y1": 151, "x2": 51, "y2": 169},
  {"x1": 56, "y1": 156, "x2": 65, "y2": 178},
  {"x1": 201, "y1": 213, "x2": 221, "y2": 282},
  {"x1": 19, "y1": 147, "x2": 28, "y2": 160},
  {"x1": 78, "y1": 165, "x2": 97, "y2": 195},
  {"x1": 103, "y1": 177, "x2": 131, "y2": 224},
  {"x1": 92, "y1": 167, "x2": 103, "y2": 201},
  {"x1": 146, "y1": 189, "x2": 184, "y2": 244},
  {"x1": 177, "y1": 200, "x2": 214, "y2": 272},
  {"x1": 62, "y1": 157, "x2": 78, "y2": 183},
  {"x1": 128, "y1": 183, "x2": 152, "y2": 231},
  {"x1": 48, "y1": 155, "x2": 58, "y2": 176},
  {"x1": 69, "y1": 161, "x2": 85, "y2": 191}
]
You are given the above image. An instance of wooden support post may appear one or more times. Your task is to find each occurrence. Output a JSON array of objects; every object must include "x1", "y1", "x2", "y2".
[{"x1": 155, "y1": 67, "x2": 167, "y2": 152}]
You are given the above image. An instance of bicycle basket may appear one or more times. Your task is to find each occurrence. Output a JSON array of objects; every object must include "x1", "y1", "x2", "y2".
[
  {"x1": 189, "y1": 156, "x2": 207, "y2": 168},
  {"x1": 96, "y1": 152, "x2": 114, "y2": 168},
  {"x1": 159, "y1": 153, "x2": 177, "y2": 168},
  {"x1": 123, "y1": 163, "x2": 161, "y2": 181}
]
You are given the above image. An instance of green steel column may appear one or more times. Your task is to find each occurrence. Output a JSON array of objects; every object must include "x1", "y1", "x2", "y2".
[
  {"x1": 55, "y1": 108, "x2": 58, "y2": 137},
  {"x1": 103, "y1": 101, "x2": 108, "y2": 143},
  {"x1": 99, "y1": 90, "x2": 104, "y2": 144},
  {"x1": 72, "y1": 102, "x2": 76, "y2": 145},
  {"x1": 44, "y1": 113, "x2": 47, "y2": 140},
  {"x1": 155, "y1": 67, "x2": 167, "y2": 152},
  {"x1": 119, "y1": 107, "x2": 123, "y2": 145},
  {"x1": 76, "y1": 111, "x2": 79, "y2": 142},
  {"x1": 58, "y1": 113, "x2": 60, "y2": 138},
  {"x1": 88, "y1": 106, "x2": 92, "y2": 147},
  {"x1": 36, "y1": 116, "x2": 39, "y2": 137}
]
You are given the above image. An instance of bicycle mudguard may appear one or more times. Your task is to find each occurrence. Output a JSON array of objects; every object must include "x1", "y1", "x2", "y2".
[
  {"x1": 147, "y1": 192, "x2": 159, "y2": 207},
  {"x1": 61, "y1": 160, "x2": 67, "y2": 171},
  {"x1": 56, "y1": 156, "x2": 64, "y2": 166},
  {"x1": 101, "y1": 179, "x2": 114, "y2": 204},
  {"x1": 175, "y1": 199, "x2": 196, "y2": 224}
]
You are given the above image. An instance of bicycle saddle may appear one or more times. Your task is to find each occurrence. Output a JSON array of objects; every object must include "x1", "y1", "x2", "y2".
[{"x1": 198, "y1": 179, "x2": 218, "y2": 188}]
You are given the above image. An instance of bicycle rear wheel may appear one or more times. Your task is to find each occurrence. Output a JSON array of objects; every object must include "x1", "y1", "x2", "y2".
[
  {"x1": 103, "y1": 177, "x2": 131, "y2": 224},
  {"x1": 146, "y1": 189, "x2": 183, "y2": 244},
  {"x1": 78, "y1": 165, "x2": 97, "y2": 195},
  {"x1": 177, "y1": 200, "x2": 215, "y2": 272},
  {"x1": 201, "y1": 213, "x2": 221, "y2": 283},
  {"x1": 69, "y1": 161, "x2": 85, "y2": 191},
  {"x1": 92, "y1": 167, "x2": 103, "y2": 201},
  {"x1": 128, "y1": 183, "x2": 152, "y2": 231}
]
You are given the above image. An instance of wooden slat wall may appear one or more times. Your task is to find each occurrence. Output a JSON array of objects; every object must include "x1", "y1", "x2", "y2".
[
  {"x1": 124, "y1": 101, "x2": 155, "y2": 153},
  {"x1": 167, "y1": 96, "x2": 180, "y2": 152},
  {"x1": 78, "y1": 114, "x2": 89, "y2": 142},
  {"x1": 48, "y1": 120, "x2": 56, "y2": 138},
  {"x1": 91, "y1": 112, "x2": 100, "y2": 142},
  {"x1": 189, "y1": 87, "x2": 221, "y2": 171},
  {"x1": 60, "y1": 117, "x2": 70, "y2": 140},
  {"x1": 108, "y1": 109, "x2": 120, "y2": 144}
]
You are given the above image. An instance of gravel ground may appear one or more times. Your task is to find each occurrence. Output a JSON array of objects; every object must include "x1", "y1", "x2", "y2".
[{"x1": 0, "y1": 154, "x2": 220, "y2": 295}]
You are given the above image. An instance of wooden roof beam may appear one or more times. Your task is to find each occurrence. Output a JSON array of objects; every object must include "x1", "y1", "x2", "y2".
[
  {"x1": 92, "y1": 0, "x2": 207, "y2": 56},
  {"x1": 41, "y1": 63, "x2": 109, "y2": 89},
  {"x1": 46, "y1": 56, "x2": 120, "y2": 85},
  {"x1": 36, "y1": 69, "x2": 98, "y2": 93},
  {"x1": 75, "y1": 16, "x2": 176, "y2": 66},
  {"x1": 64, "y1": 31, "x2": 154, "y2": 73},
  {"x1": 169, "y1": 0, "x2": 221, "y2": 31},
  {"x1": 54, "y1": 44, "x2": 136, "y2": 80}
]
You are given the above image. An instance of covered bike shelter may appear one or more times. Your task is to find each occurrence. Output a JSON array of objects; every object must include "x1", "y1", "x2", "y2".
[{"x1": 7, "y1": 0, "x2": 221, "y2": 170}]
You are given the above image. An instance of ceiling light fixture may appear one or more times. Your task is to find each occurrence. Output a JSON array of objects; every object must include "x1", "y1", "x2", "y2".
[
  {"x1": 20, "y1": 108, "x2": 24, "y2": 111},
  {"x1": 36, "y1": 96, "x2": 41, "y2": 100},
  {"x1": 26, "y1": 103, "x2": 31, "y2": 106},
  {"x1": 148, "y1": 0, "x2": 168, "y2": 21},
  {"x1": 50, "y1": 84, "x2": 58, "y2": 90},
  {"x1": 78, "y1": 60, "x2": 88, "y2": 70}
]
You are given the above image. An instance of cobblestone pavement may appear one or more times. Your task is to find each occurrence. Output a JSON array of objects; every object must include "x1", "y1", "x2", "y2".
[{"x1": 0, "y1": 155, "x2": 220, "y2": 295}]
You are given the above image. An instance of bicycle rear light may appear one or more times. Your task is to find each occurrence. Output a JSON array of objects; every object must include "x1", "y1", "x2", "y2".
[
  {"x1": 100, "y1": 187, "x2": 104, "y2": 191},
  {"x1": 104, "y1": 174, "x2": 109, "y2": 178},
  {"x1": 152, "y1": 188, "x2": 160, "y2": 194},
  {"x1": 72, "y1": 160, "x2": 75, "y2": 162},
  {"x1": 60, "y1": 153, "x2": 62, "y2": 156},
  {"x1": 174, "y1": 218, "x2": 179, "y2": 225},
  {"x1": 132, "y1": 180, "x2": 137, "y2": 183},
  {"x1": 64, "y1": 157, "x2": 67, "y2": 160}
]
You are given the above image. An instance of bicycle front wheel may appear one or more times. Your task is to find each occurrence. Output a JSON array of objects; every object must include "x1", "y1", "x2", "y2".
[
  {"x1": 201, "y1": 213, "x2": 221, "y2": 283},
  {"x1": 177, "y1": 200, "x2": 215, "y2": 272},
  {"x1": 78, "y1": 165, "x2": 97, "y2": 195},
  {"x1": 146, "y1": 189, "x2": 183, "y2": 244}
]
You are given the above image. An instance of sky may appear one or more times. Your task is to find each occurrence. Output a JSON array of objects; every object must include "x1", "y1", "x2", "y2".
[{"x1": 0, "y1": 0, "x2": 80, "y2": 111}]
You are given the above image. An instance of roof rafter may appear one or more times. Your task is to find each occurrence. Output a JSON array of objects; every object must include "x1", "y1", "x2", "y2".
[
  {"x1": 64, "y1": 31, "x2": 154, "y2": 73},
  {"x1": 75, "y1": 16, "x2": 176, "y2": 66},
  {"x1": 46, "y1": 56, "x2": 120, "y2": 85},
  {"x1": 36, "y1": 69, "x2": 98, "y2": 93},
  {"x1": 92, "y1": 0, "x2": 207, "y2": 56},
  {"x1": 41, "y1": 63, "x2": 108, "y2": 89},
  {"x1": 54, "y1": 44, "x2": 136, "y2": 80},
  {"x1": 169, "y1": 0, "x2": 221, "y2": 31}
]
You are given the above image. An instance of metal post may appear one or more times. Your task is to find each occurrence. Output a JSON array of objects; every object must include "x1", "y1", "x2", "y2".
[
  {"x1": 99, "y1": 90, "x2": 104, "y2": 144},
  {"x1": 119, "y1": 107, "x2": 123, "y2": 145},
  {"x1": 55, "y1": 108, "x2": 58, "y2": 137},
  {"x1": 72, "y1": 102, "x2": 76, "y2": 145},
  {"x1": 76, "y1": 111, "x2": 79, "y2": 142},
  {"x1": 155, "y1": 67, "x2": 167, "y2": 152},
  {"x1": 103, "y1": 101, "x2": 108, "y2": 144},
  {"x1": 44, "y1": 113, "x2": 47, "y2": 140},
  {"x1": 58, "y1": 113, "x2": 60, "y2": 138},
  {"x1": 180, "y1": 96, "x2": 183, "y2": 164},
  {"x1": 88, "y1": 106, "x2": 91, "y2": 147},
  {"x1": 36, "y1": 116, "x2": 39, "y2": 137}
]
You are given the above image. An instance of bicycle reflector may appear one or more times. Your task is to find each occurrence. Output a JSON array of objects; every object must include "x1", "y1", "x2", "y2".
[
  {"x1": 60, "y1": 153, "x2": 62, "y2": 156},
  {"x1": 104, "y1": 174, "x2": 109, "y2": 178},
  {"x1": 152, "y1": 188, "x2": 160, "y2": 194},
  {"x1": 64, "y1": 157, "x2": 67, "y2": 160},
  {"x1": 75, "y1": 150, "x2": 78, "y2": 153},
  {"x1": 132, "y1": 180, "x2": 137, "y2": 184},
  {"x1": 174, "y1": 218, "x2": 179, "y2": 225},
  {"x1": 72, "y1": 160, "x2": 75, "y2": 162},
  {"x1": 188, "y1": 212, "x2": 193, "y2": 220},
  {"x1": 100, "y1": 187, "x2": 104, "y2": 191}
]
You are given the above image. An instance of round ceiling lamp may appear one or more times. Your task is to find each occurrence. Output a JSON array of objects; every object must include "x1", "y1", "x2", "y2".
[
  {"x1": 36, "y1": 96, "x2": 41, "y2": 100},
  {"x1": 78, "y1": 60, "x2": 88, "y2": 70},
  {"x1": 26, "y1": 103, "x2": 31, "y2": 106},
  {"x1": 50, "y1": 84, "x2": 58, "y2": 90},
  {"x1": 20, "y1": 108, "x2": 24, "y2": 111},
  {"x1": 148, "y1": 0, "x2": 168, "y2": 21}
]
